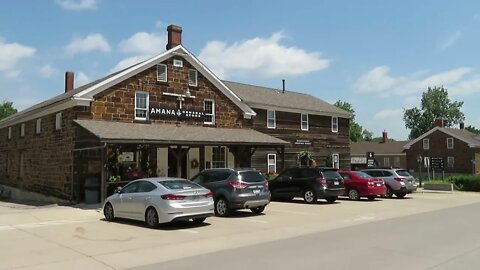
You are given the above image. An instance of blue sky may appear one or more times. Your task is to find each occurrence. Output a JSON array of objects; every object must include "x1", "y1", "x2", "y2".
[{"x1": 1, "y1": 0, "x2": 480, "y2": 140}]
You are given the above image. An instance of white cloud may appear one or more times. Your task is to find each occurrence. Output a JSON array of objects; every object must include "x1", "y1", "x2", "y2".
[
  {"x1": 439, "y1": 31, "x2": 462, "y2": 51},
  {"x1": 65, "y1": 33, "x2": 111, "y2": 55},
  {"x1": 39, "y1": 64, "x2": 59, "y2": 78},
  {"x1": 110, "y1": 55, "x2": 149, "y2": 72},
  {"x1": 119, "y1": 32, "x2": 165, "y2": 55},
  {"x1": 374, "y1": 109, "x2": 403, "y2": 120},
  {"x1": 354, "y1": 66, "x2": 475, "y2": 98},
  {"x1": 56, "y1": 0, "x2": 97, "y2": 11},
  {"x1": 0, "y1": 38, "x2": 35, "y2": 74},
  {"x1": 198, "y1": 32, "x2": 330, "y2": 79},
  {"x1": 75, "y1": 72, "x2": 91, "y2": 87}
]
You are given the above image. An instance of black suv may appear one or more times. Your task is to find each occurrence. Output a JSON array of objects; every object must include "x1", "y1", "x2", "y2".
[
  {"x1": 191, "y1": 168, "x2": 270, "y2": 217},
  {"x1": 269, "y1": 167, "x2": 345, "y2": 203}
]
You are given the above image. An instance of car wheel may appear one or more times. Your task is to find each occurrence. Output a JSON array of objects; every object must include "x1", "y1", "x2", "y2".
[
  {"x1": 303, "y1": 189, "x2": 317, "y2": 204},
  {"x1": 367, "y1": 196, "x2": 376, "y2": 201},
  {"x1": 384, "y1": 186, "x2": 393, "y2": 198},
  {"x1": 348, "y1": 189, "x2": 360, "y2": 201},
  {"x1": 192, "y1": 217, "x2": 206, "y2": 224},
  {"x1": 103, "y1": 203, "x2": 115, "y2": 221},
  {"x1": 395, "y1": 192, "x2": 407, "y2": 198},
  {"x1": 145, "y1": 207, "x2": 159, "y2": 228},
  {"x1": 215, "y1": 197, "x2": 231, "y2": 217},
  {"x1": 326, "y1": 196, "x2": 337, "y2": 203},
  {"x1": 251, "y1": 206, "x2": 265, "y2": 214}
]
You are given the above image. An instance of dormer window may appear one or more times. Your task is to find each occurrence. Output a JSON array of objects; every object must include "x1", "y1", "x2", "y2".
[
  {"x1": 157, "y1": 64, "x2": 167, "y2": 82},
  {"x1": 189, "y1": 69, "x2": 198, "y2": 86}
]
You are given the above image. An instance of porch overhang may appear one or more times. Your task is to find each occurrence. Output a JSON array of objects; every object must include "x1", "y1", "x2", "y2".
[{"x1": 74, "y1": 120, "x2": 289, "y2": 147}]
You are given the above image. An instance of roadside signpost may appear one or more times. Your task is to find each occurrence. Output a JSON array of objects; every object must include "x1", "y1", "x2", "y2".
[
  {"x1": 366, "y1": 152, "x2": 375, "y2": 168},
  {"x1": 430, "y1": 157, "x2": 445, "y2": 180}
]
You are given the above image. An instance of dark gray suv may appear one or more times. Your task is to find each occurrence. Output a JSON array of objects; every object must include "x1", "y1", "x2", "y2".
[{"x1": 191, "y1": 168, "x2": 270, "y2": 217}]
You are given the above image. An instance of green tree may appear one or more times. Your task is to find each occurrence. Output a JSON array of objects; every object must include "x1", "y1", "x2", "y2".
[
  {"x1": 334, "y1": 100, "x2": 363, "y2": 142},
  {"x1": 403, "y1": 86, "x2": 464, "y2": 139},
  {"x1": 0, "y1": 100, "x2": 17, "y2": 120},
  {"x1": 362, "y1": 129, "x2": 373, "y2": 141},
  {"x1": 465, "y1": 125, "x2": 480, "y2": 135}
]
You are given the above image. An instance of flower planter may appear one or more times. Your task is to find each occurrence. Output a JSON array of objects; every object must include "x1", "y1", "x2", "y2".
[{"x1": 423, "y1": 183, "x2": 454, "y2": 192}]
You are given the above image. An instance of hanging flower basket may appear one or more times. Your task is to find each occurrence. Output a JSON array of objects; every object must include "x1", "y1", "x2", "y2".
[{"x1": 297, "y1": 151, "x2": 314, "y2": 167}]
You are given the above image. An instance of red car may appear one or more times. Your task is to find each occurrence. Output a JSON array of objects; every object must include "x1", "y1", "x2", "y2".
[{"x1": 338, "y1": 170, "x2": 386, "y2": 200}]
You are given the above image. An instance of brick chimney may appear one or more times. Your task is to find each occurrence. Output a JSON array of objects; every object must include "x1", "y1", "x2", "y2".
[
  {"x1": 382, "y1": 131, "x2": 388, "y2": 143},
  {"x1": 434, "y1": 117, "x2": 444, "y2": 128},
  {"x1": 166, "y1": 25, "x2": 182, "y2": 50},
  {"x1": 460, "y1": 122, "x2": 465, "y2": 129},
  {"x1": 65, "y1": 71, "x2": 74, "y2": 93}
]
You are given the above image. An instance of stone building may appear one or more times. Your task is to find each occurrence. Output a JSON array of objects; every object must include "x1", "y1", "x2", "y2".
[{"x1": 0, "y1": 25, "x2": 351, "y2": 202}]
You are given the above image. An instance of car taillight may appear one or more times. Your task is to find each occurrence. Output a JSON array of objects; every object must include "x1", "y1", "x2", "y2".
[
  {"x1": 161, "y1": 194, "x2": 186, "y2": 200},
  {"x1": 316, "y1": 177, "x2": 327, "y2": 185},
  {"x1": 204, "y1": 192, "x2": 213, "y2": 198},
  {"x1": 394, "y1": 177, "x2": 404, "y2": 182},
  {"x1": 228, "y1": 181, "x2": 248, "y2": 189}
]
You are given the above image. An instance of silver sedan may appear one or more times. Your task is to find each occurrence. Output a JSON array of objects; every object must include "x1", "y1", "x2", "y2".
[{"x1": 103, "y1": 177, "x2": 214, "y2": 228}]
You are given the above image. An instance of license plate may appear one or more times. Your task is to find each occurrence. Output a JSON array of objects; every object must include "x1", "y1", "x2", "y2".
[
  {"x1": 334, "y1": 181, "x2": 339, "y2": 185},
  {"x1": 253, "y1": 189, "x2": 260, "y2": 194}
]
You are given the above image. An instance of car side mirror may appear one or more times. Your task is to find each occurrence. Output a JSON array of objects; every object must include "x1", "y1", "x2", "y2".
[{"x1": 115, "y1": 186, "x2": 122, "y2": 193}]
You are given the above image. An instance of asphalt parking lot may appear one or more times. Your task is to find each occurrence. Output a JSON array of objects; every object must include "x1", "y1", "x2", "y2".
[{"x1": 1, "y1": 190, "x2": 480, "y2": 270}]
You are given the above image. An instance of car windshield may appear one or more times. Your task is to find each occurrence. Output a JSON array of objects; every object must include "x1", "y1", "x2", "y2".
[
  {"x1": 158, "y1": 180, "x2": 202, "y2": 190},
  {"x1": 239, "y1": 171, "x2": 265, "y2": 183},
  {"x1": 396, "y1": 170, "x2": 412, "y2": 177},
  {"x1": 322, "y1": 170, "x2": 342, "y2": 179},
  {"x1": 354, "y1": 171, "x2": 373, "y2": 178}
]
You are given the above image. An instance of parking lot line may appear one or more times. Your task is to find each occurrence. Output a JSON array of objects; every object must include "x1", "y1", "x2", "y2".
[
  {"x1": 179, "y1": 229, "x2": 200, "y2": 234},
  {"x1": 268, "y1": 209, "x2": 316, "y2": 216},
  {"x1": 0, "y1": 219, "x2": 98, "y2": 232},
  {"x1": 239, "y1": 218, "x2": 269, "y2": 224}
]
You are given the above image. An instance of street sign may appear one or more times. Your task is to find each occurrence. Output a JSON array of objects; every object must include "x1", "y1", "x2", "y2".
[
  {"x1": 430, "y1": 157, "x2": 444, "y2": 169},
  {"x1": 366, "y1": 152, "x2": 375, "y2": 167}
]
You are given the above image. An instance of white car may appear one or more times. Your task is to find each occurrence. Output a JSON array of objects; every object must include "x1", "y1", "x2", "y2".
[{"x1": 103, "y1": 177, "x2": 214, "y2": 228}]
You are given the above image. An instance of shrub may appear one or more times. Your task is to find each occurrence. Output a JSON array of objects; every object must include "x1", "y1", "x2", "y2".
[{"x1": 446, "y1": 176, "x2": 480, "y2": 192}]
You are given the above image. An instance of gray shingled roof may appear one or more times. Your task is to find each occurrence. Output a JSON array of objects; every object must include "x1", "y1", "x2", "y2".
[
  {"x1": 74, "y1": 120, "x2": 289, "y2": 146},
  {"x1": 224, "y1": 81, "x2": 352, "y2": 117},
  {"x1": 351, "y1": 141, "x2": 409, "y2": 156},
  {"x1": 440, "y1": 128, "x2": 480, "y2": 147}
]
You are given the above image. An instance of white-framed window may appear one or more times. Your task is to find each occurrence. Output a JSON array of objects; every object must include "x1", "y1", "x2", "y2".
[
  {"x1": 157, "y1": 64, "x2": 167, "y2": 82},
  {"x1": 188, "y1": 69, "x2": 198, "y2": 86},
  {"x1": 135, "y1": 91, "x2": 149, "y2": 120},
  {"x1": 394, "y1": 157, "x2": 401, "y2": 167},
  {"x1": 55, "y1": 113, "x2": 62, "y2": 130},
  {"x1": 267, "y1": 154, "x2": 277, "y2": 174},
  {"x1": 267, "y1": 110, "x2": 276, "y2": 129},
  {"x1": 331, "y1": 116, "x2": 338, "y2": 133},
  {"x1": 35, "y1": 119, "x2": 42, "y2": 134},
  {"x1": 423, "y1": 138, "x2": 430, "y2": 150},
  {"x1": 447, "y1": 156, "x2": 454, "y2": 168},
  {"x1": 8, "y1": 127, "x2": 11, "y2": 139},
  {"x1": 173, "y1": 59, "x2": 183, "y2": 68},
  {"x1": 212, "y1": 146, "x2": 226, "y2": 168},
  {"x1": 384, "y1": 157, "x2": 390, "y2": 167},
  {"x1": 447, "y1": 138, "x2": 454, "y2": 149},
  {"x1": 204, "y1": 99, "x2": 215, "y2": 125},
  {"x1": 301, "y1": 114, "x2": 309, "y2": 131},
  {"x1": 20, "y1": 123, "x2": 25, "y2": 137},
  {"x1": 332, "y1": 153, "x2": 340, "y2": 169}
]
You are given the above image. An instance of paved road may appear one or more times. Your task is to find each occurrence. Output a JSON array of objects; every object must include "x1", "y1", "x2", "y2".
[
  {"x1": 132, "y1": 202, "x2": 480, "y2": 270},
  {"x1": 2, "y1": 191, "x2": 480, "y2": 270}
]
